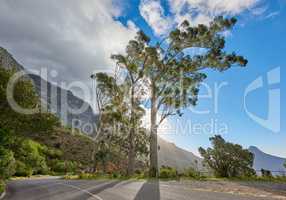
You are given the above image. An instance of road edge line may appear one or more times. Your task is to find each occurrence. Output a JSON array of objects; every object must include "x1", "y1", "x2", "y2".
[
  {"x1": 0, "y1": 191, "x2": 6, "y2": 200},
  {"x1": 55, "y1": 182, "x2": 104, "y2": 200}
]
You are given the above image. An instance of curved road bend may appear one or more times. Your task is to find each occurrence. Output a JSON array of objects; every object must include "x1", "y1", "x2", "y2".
[{"x1": 4, "y1": 178, "x2": 281, "y2": 200}]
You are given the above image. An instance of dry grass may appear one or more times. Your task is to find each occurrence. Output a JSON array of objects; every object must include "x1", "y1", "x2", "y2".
[{"x1": 179, "y1": 180, "x2": 286, "y2": 199}]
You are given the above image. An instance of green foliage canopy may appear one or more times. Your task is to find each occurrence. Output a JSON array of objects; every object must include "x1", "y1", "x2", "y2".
[
  {"x1": 0, "y1": 67, "x2": 60, "y2": 135},
  {"x1": 0, "y1": 147, "x2": 16, "y2": 179},
  {"x1": 199, "y1": 135, "x2": 255, "y2": 178},
  {"x1": 111, "y1": 16, "x2": 247, "y2": 121},
  {"x1": 110, "y1": 16, "x2": 248, "y2": 177},
  {"x1": 0, "y1": 128, "x2": 16, "y2": 180}
]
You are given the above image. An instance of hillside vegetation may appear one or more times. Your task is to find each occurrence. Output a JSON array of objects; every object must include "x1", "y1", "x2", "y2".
[{"x1": 0, "y1": 67, "x2": 97, "y2": 191}]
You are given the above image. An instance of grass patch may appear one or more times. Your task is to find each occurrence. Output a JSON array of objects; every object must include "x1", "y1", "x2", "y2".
[
  {"x1": 64, "y1": 171, "x2": 286, "y2": 183},
  {"x1": 64, "y1": 172, "x2": 149, "y2": 181},
  {"x1": 237, "y1": 176, "x2": 286, "y2": 183},
  {"x1": 191, "y1": 176, "x2": 286, "y2": 183}
]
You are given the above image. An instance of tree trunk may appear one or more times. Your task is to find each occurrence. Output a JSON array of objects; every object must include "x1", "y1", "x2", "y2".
[
  {"x1": 127, "y1": 86, "x2": 136, "y2": 176},
  {"x1": 149, "y1": 81, "x2": 159, "y2": 178},
  {"x1": 91, "y1": 141, "x2": 97, "y2": 173},
  {"x1": 127, "y1": 132, "x2": 135, "y2": 176}
]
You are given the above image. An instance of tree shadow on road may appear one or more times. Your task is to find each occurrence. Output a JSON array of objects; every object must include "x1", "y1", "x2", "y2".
[{"x1": 134, "y1": 180, "x2": 160, "y2": 200}]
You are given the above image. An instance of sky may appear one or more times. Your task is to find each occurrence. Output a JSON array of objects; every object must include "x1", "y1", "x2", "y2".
[{"x1": 0, "y1": 0, "x2": 285, "y2": 157}]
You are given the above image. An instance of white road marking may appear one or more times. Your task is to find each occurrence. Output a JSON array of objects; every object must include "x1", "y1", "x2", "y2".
[{"x1": 55, "y1": 182, "x2": 104, "y2": 200}]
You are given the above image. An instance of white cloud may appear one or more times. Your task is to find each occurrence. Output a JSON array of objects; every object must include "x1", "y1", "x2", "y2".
[
  {"x1": 264, "y1": 11, "x2": 280, "y2": 19},
  {"x1": 169, "y1": 0, "x2": 261, "y2": 26},
  {"x1": 139, "y1": 0, "x2": 263, "y2": 35},
  {"x1": 0, "y1": 0, "x2": 137, "y2": 84},
  {"x1": 139, "y1": 0, "x2": 173, "y2": 36}
]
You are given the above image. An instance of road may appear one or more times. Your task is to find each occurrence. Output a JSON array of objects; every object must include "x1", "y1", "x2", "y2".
[{"x1": 3, "y1": 178, "x2": 283, "y2": 200}]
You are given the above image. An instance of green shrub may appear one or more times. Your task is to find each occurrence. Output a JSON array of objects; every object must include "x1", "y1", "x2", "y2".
[
  {"x1": 65, "y1": 161, "x2": 78, "y2": 173},
  {"x1": 0, "y1": 147, "x2": 16, "y2": 179},
  {"x1": 15, "y1": 161, "x2": 33, "y2": 177},
  {"x1": 0, "y1": 128, "x2": 16, "y2": 180},
  {"x1": 184, "y1": 167, "x2": 201, "y2": 179},
  {"x1": 50, "y1": 160, "x2": 78, "y2": 173},
  {"x1": 159, "y1": 166, "x2": 177, "y2": 179},
  {"x1": 0, "y1": 128, "x2": 14, "y2": 148},
  {"x1": 261, "y1": 169, "x2": 272, "y2": 178},
  {"x1": 111, "y1": 172, "x2": 120, "y2": 179},
  {"x1": 36, "y1": 162, "x2": 49, "y2": 175},
  {"x1": 132, "y1": 170, "x2": 148, "y2": 179},
  {"x1": 50, "y1": 160, "x2": 65, "y2": 173},
  {"x1": 274, "y1": 175, "x2": 286, "y2": 182},
  {"x1": 14, "y1": 139, "x2": 49, "y2": 175},
  {"x1": 44, "y1": 148, "x2": 63, "y2": 159},
  {"x1": 0, "y1": 180, "x2": 5, "y2": 194}
]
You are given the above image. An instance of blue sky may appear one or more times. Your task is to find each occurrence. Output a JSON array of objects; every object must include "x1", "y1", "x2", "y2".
[
  {"x1": 117, "y1": 0, "x2": 286, "y2": 157},
  {"x1": 0, "y1": 0, "x2": 284, "y2": 157}
]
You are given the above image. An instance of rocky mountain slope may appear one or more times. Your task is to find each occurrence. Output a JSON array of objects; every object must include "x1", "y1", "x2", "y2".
[
  {"x1": 158, "y1": 137, "x2": 204, "y2": 172},
  {"x1": 0, "y1": 47, "x2": 97, "y2": 131},
  {"x1": 249, "y1": 146, "x2": 286, "y2": 175}
]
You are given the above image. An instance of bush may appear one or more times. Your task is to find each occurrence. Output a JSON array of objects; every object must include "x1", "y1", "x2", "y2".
[
  {"x1": 14, "y1": 161, "x2": 33, "y2": 177},
  {"x1": 36, "y1": 163, "x2": 49, "y2": 175},
  {"x1": 0, "y1": 128, "x2": 14, "y2": 148},
  {"x1": 184, "y1": 167, "x2": 201, "y2": 179},
  {"x1": 50, "y1": 160, "x2": 78, "y2": 173},
  {"x1": 0, "y1": 128, "x2": 16, "y2": 180},
  {"x1": 0, "y1": 147, "x2": 16, "y2": 179},
  {"x1": 274, "y1": 175, "x2": 286, "y2": 182},
  {"x1": 49, "y1": 160, "x2": 65, "y2": 173},
  {"x1": 0, "y1": 180, "x2": 5, "y2": 194},
  {"x1": 261, "y1": 169, "x2": 272, "y2": 178},
  {"x1": 111, "y1": 172, "x2": 120, "y2": 179},
  {"x1": 132, "y1": 170, "x2": 148, "y2": 179},
  {"x1": 159, "y1": 166, "x2": 177, "y2": 179},
  {"x1": 14, "y1": 139, "x2": 49, "y2": 175},
  {"x1": 44, "y1": 148, "x2": 63, "y2": 160}
]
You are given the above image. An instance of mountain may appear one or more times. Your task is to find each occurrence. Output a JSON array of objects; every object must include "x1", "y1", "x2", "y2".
[
  {"x1": 0, "y1": 47, "x2": 97, "y2": 131},
  {"x1": 0, "y1": 46, "x2": 204, "y2": 172},
  {"x1": 3, "y1": 47, "x2": 286, "y2": 175},
  {"x1": 249, "y1": 146, "x2": 286, "y2": 176},
  {"x1": 158, "y1": 137, "x2": 204, "y2": 172}
]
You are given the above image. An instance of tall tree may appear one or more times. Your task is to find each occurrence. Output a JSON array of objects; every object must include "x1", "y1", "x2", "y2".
[
  {"x1": 112, "y1": 16, "x2": 248, "y2": 177},
  {"x1": 104, "y1": 36, "x2": 150, "y2": 175},
  {"x1": 94, "y1": 72, "x2": 148, "y2": 175}
]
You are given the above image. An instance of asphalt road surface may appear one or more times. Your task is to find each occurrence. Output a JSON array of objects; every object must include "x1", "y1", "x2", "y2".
[{"x1": 4, "y1": 178, "x2": 282, "y2": 200}]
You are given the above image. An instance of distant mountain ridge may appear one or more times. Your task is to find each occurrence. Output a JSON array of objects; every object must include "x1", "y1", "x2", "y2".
[
  {"x1": 158, "y1": 137, "x2": 204, "y2": 172},
  {"x1": 0, "y1": 47, "x2": 97, "y2": 130},
  {"x1": 249, "y1": 146, "x2": 286, "y2": 175}
]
